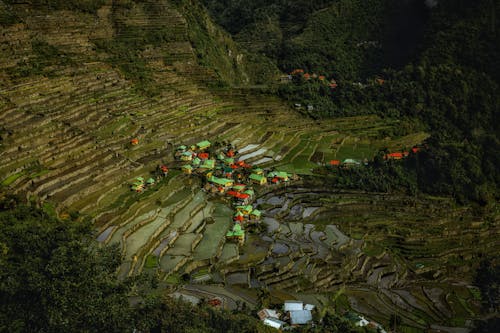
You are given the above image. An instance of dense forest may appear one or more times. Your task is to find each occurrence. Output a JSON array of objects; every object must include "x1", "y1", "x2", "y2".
[{"x1": 203, "y1": 0, "x2": 500, "y2": 205}]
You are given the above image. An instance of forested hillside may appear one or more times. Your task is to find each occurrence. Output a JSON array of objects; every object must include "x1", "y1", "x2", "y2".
[{"x1": 203, "y1": 0, "x2": 500, "y2": 204}]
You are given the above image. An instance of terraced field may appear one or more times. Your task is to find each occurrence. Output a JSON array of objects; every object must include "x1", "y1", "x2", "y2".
[
  {"x1": 215, "y1": 186, "x2": 498, "y2": 329},
  {"x1": 2, "y1": 1, "x2": 496, "y2": 331}
]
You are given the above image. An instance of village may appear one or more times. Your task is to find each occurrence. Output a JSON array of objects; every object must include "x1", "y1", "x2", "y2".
[
  {"x1": 128, "y1": 138, "x2": 422, "y2": 248},
  {"x1": 174, "y1": 139, "x2": 298, "y2": 246}
]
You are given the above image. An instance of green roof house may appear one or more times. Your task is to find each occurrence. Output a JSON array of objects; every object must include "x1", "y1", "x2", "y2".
[
  {"x1": 146, "y1": 178, "x2": 155, "y2": 185},
  {"x1": 182, "y1": 164, "x2": 193, "y2": 174},
  {"x1": 250, "y1": 209, "x2": 261, "y2": 219},
  {"x1": 226, "y1": 224, "x2": 245, "y2": 242},
  {"x1": 196, "y1": 140, "x2": 211, "y2": 150},
  {"x1": 200, "y1": 159, "x2": 215, "y2": 169},
  {"x1": 249, "y1": 173, "x2": 267, "y2": 185},
  {"x1": 209, "y1": 176, "x2": 234, "y2": 187},
  {"x1": 236, "y1": 205, "x2": 253, "y2": 215},
  {"x1": 243, "y1": 189, "x2": 255, "y2": 197}
]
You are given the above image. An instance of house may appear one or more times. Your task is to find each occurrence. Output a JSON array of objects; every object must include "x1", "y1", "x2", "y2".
[
  {"x1": 279, "y1": 75, "x2": 292, "y2": 83},
  {"x1": 177, "y1": 145, "x2": 187, "y2": 152},
  {"x1": 196, "y1": 140, "x2": 211, "y2": 151},
  {"x1": 181, "y1": 151, "x2": 193, "y2": 161},
  {"x1": 192, "y1": 157, "x2": 201, "y2": 167},
  {"x1": 199, "y1": 159, "x2": 216, "y2": 169},
  {"x1": 130, "y1": 138, "x2": 139, "y2": 145},
  {"x1": 250, "y1": 209, "x2": 261, "y2": 220},
  {"x1": 235, "y1": 205, "x2": 253, "y2": 215},
  {"x1": 160, "y1": 165, "x2": 168, "y2": 175},
  {"x1": 268, "y1": 171, "x2": 289, "y2": 182},
  {"x1": 226, "y1": 223, "x2": 245, "y2": 243},
  {"x1": 258, "y1": 309, "x2": 280, "y2": 321},
  {"x1": 290, "y1": 310, "x2": 312, "y2": 325},
  {"x1": 182, "y1": 164, "x2": 193, "y2": 174},
  {"x1": 304, "y1": 304, "x2": 315, "y2": 311},
  {"x1": 223, "y1": 166, "x2": 234, "y2": 178},
  {"x1": 329, "y1": 160, "x2": 341, "y2": 166},
  {"x1": 198, "y1": 152, "x2": 209, "y2": 160},
  {"x1": 252, "y1": 168, "x2": 264, "y2": 175},
  {"x1": 249, "y1": 173, "x2": 267, "y2": 185},
  {"x1": 342, "y1": 158, "x2": 361, "y2": 166},
  {"x1": 243, "y1": 189, "x2": 255, "y2": 198},
  {"x1": 233, "y1": 211, "x2": 245, "y2": 222},
  {"x1": 263, "y1": 318, "x2": 287, "y2": 330},
  {"x1": 208, "y1": 176, "x2": 233, "y2": 189},
  {"x1": 345, "y1": 312, "x2": 370, "y2": 327},
  {"x1": 234, "y1": 192, "x2": 251, "y2": 205},
  {"x1": 146, "y1": 178, "x2": 155, "y2": 185},
  {"x1": 384, "y1": 152, "x2": 408, "y2": 160},
  {"x1": 224, "y1": 157, "x2": 234, "y2": 165},
  {"x1": 231, "y1": 184, "x2": 246, "y2": 192},
  {"x1": 284, "y1": 301, "x2": 303, "y2": 312}
]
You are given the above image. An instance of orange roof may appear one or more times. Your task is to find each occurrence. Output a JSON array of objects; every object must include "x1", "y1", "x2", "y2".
[
  {"x1": 375, "y1": 78, "x2": 385, "y2": 85},
  {"x1": 318, "y1": 75, "x2": 326, "y2": 81},
  {"x1": 386, "y1": 152, "x2": 405, "y2": 159},
  {"x1": 411, "y1": 147, "x2": 421, "y2": 153},
  {"x1": 160, "y1": 165, "x2": 168, "y2": 172},
  {"x1": 226, "y1": 150, "x2": 235, "y2": 157},
  {"x1": 130, "y1": 138, "x2": 139, "y2": 145},
  {"x1": 330, "y1": 160, "x2": 341, "y2": 166},
  {"x1": 198, "y1": 152, "x2": 209, "y2": 159},
  {"x1": 303, "y1": 73, "x2": 311, "y2": 79},
  {"x1": 234, "y1": 215, "x2": 244, "y2": 221}
]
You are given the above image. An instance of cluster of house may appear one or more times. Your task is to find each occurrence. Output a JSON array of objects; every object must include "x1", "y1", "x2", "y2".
[
  {"x1": 384, "y1": 146, "x2": 421, "y2": 160},
  {"x1": 327, "y1": 147, "x2": 423, "y2": 168},
  {"x1": 287, "y1": 68, "x2": 338, "y2": 89},
  {"x1": 258, "y1": 300, "x2": 315, "y2": 330},
  {"x1": 258, "y1": 301, "x2": 387, "y2": 332},
  {"x1": 130, "y1": 165, "x2": 168, "y2": 193},
  {"x1": 130, "y1": 176, "x2": 156, "y2": 193},
  {"x1": 175, "y1": 140, "x2": 295, "y2": 245}
]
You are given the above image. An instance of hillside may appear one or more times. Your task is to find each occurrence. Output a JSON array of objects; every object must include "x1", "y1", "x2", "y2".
[{"x1": 0, "y1": 0, "x2": 499, "y2": 332}]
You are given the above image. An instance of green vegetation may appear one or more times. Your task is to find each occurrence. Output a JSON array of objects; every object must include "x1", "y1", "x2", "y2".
[{"x1": 0, "y1": 197, "x2": 133, "y2": 332}]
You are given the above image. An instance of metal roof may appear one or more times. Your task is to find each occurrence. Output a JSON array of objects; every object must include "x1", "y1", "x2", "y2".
[{"x1": 289, "y1": 310, "x2": 312, "y2": 325}]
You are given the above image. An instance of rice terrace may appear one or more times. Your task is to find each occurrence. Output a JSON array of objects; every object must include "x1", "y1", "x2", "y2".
[{"x1": 0, "y1": 0, "x2": 498, "y2": 332}]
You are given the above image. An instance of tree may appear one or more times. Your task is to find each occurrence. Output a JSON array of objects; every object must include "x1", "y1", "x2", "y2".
[{"x1": 0, "y1": 198, "x2": 133, "y2": 332}]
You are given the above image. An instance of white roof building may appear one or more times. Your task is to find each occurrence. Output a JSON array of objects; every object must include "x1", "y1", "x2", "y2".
[
  {"x1": 304, "y1": 304, "x2": 315, "y2": 311},
  {"x1": 284, "y1": 300, "x2": 304, "y2": 312},
  {"x1": 289, "y1": 310, "x2": 313, "y2": 325},
  {"x1": 263, "y1": 318, "x2": 287, "y2": 329}
]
